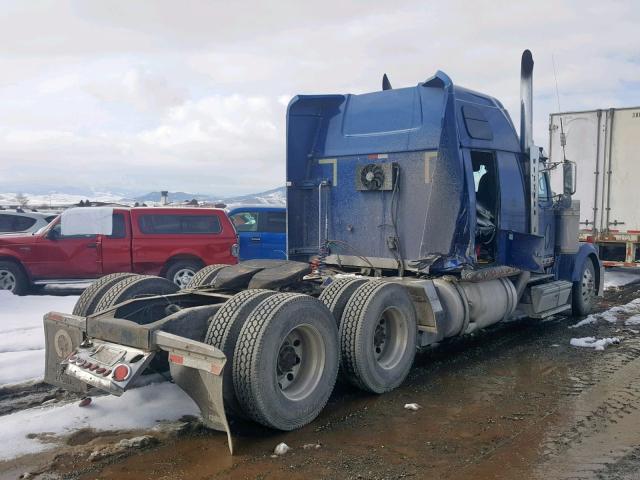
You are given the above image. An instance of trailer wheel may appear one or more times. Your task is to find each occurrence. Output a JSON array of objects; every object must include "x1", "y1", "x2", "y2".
[
  {"x1": 233, "y1": 293, "x2": 339, "y2": 430},
  {"x1": 205, "y1": 289, "x2": 277, "y2": 415},
  {"x1": 94, "y1": 275, "x2": 179, "y2": 313},
  {"x1": 319, "y1": 277, "x2": 369, "y2": 326},
  {"x1": 187, "y1": 264, "x2": 230, "y2": 289},
  {"x1": 572, "y1": 258, "x2": 596, "y2": 316},
  {"x1": 340, "y1": 281, "x2": 417, "y2": 393},
  {"x1": 72, "y1": 273, "x2": 136, "y2": 316}
]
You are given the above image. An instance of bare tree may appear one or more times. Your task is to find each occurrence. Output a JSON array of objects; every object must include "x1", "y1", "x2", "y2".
[{"x1": 15, "y1": 193, "x2": 29, "y2": 208}]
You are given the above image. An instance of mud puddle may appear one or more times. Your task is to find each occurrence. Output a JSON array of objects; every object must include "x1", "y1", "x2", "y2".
[{"x1": 7, "y1": 283, "x2": 640, "y2": 480}]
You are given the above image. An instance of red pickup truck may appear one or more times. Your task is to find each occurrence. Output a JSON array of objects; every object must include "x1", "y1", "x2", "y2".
[{"x1": 0, "y1": 207, "x2": 238, "y2": 294}]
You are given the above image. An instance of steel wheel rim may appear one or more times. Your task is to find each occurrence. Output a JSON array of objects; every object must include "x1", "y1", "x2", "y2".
[
  {"x1": 276, "y1": 324, "x2": 325, "y2": 401},
  {"x1": 373, "y1": 306, "x2": 409, "y2": 370},
  {"x1": 582, "y1": 266, "x2": 595, "y2": 304},
  {"x1": 0, "y1": 269, "x2": 16, "y2": 291},
  {"x1": 173, "y1": 268, "x2": 195, "y2": 288}
]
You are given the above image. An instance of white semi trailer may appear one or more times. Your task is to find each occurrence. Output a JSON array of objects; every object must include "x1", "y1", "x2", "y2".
[{"x1": 549, "y1": 107, "x2": 640, "y2": 267}]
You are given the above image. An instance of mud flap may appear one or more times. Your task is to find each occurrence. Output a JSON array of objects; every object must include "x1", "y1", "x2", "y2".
[{"x1": 154, "y1": 331, "x2": 233, "y2": 454}]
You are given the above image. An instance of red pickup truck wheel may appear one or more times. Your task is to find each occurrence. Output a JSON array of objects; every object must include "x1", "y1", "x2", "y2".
[
  {"x1": 0, "y1": 261, "x2": 29, "y2": 295},
  {"x1": 165, "y1": 260, "x2": 204, "y2": 289}
]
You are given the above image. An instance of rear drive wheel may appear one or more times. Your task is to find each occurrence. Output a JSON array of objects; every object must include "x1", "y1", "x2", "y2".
[
  {"x1": 187, "y1": 264, "x2": 230, "y2": 289},
  {"x1": 340, "y1": 281, "x2": 417, "y2": 393},
  {"x1": 319, "y1": 277, "x2": 369, "y2": 326},
  {"x1": 73, "y1": 273, "x2": 136, "y2": 316},
  {"x1": 165, "y1": 260, "x2": 203, "y2": 288},
  {"x1": 572, "y1": 258, "x2": 596, "y2": 316},
  {"x1": 0, "y1": 261, "x2": 29, "y2": 295},
  {"x1": 94, "y1": 275, "x2": 179, "y2": 313},
  {"x1": 205, "y1": 289, "x2": 277, "y2": 415},
  {"x1": 233, "y1": 293, "x2": 339, "y2": 430}
]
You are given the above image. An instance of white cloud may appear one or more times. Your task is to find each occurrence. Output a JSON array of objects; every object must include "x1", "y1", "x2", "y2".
[{"x1": 0, "y1": 0, "x2": 638, "y2": 195}]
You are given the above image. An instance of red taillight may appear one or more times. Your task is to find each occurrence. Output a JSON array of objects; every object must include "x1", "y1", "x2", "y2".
[
  {"x1": 112, "y1": 364, "x2": 131, "y2": 382},
  {"x1": 231, "y1": 243, "x2": 239, "y2": 258}
]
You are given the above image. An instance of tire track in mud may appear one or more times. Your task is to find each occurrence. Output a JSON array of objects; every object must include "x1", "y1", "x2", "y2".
[
  {"x1": 452, "y1": 299, "x2": 640, "y2": 480},
  {"x1": 534, "y1": 335, "x2": 640, "y2": 480}
]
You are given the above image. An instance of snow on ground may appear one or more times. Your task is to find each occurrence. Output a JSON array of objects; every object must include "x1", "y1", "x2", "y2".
[
  {"x1": 570, "y1": 297, "x2": 640, "y2": 329},
  {"x1": 0, "y1": 290, "x2": 202, "y2": 461},
  {"x1": 604, "y1": 268, "x2": 640, "y2": 289},
  {"x1": 0, "y1": 381, "x2": 199, "y2": 461},
  {"x1": 0, "y1": 291, "x2": 78, "y2": 387},
  {"x1": 570, "y1": 337, "x2": 620, "y2": 351}
]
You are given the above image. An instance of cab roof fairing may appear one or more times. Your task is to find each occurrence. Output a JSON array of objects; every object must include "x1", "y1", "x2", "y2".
[{"x1": 284, "y1": 71, "x2": 519, "y2": 272}]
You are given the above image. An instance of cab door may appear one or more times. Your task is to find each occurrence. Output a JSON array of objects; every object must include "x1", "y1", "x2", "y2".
[
  {"x1": 537, "y1": 169, "x2": 556, "y2": 264},
  {"x1": 229, "y1": 210, "x2": 262, "y2": 260},
  {"x1": 30, "y1": 222, "x2": 101, "y2": 279},
  {"x1": 100, "y1": 212, "x2": 132, "y2": 274},
  {"x1": 259, "y1": 210, "x2": 287, "y2": 259}
]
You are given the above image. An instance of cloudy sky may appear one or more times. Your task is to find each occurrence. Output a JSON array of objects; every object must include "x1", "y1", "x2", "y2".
[{"x1": 0, "y1": 0, "x2": 638, "y2": 197}]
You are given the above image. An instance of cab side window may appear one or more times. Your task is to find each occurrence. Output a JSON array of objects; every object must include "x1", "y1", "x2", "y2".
[
  {"x1": 50, "y1": 223, "x2": 96, "y2": 239},
  {"x1": 230, "y1": 211, "x2": 259, "y2": 232},
  {"x1": 538, "y1": 172, "x2": 551, "y2": 202},
  {"x1": 263, "y1": 212, "x2": 286, "y2": 233},
  {"x1": 108, "y1": 213, "x2": 126, "y2": 239}
]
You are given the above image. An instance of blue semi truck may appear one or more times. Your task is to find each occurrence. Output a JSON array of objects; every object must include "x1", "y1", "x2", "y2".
[{"x1": 43, "y1": 50, "x2": 601, "y2": 452}]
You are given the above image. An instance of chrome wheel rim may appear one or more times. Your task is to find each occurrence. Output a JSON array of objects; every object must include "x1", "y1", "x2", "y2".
[
  {"x1": 582, "y1": 266, "x2": 595, "y2": 305},
  {"x1": 373, "y1": 307, "x2": 409, "y2": 370},
  {"x1": 0, "y1": 269, "x2": 16, "y2": 291},
  {"x1": 173, "y1": 268, "x2": 195, "y2": 288},
  {"x1": 276, "y1": 324, "x2": 325, "y2": 401}
]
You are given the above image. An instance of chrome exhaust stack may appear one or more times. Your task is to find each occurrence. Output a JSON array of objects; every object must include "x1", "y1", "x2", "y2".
[{"x1": 520, "y1": 49, "x2": 534, "y2": 153}]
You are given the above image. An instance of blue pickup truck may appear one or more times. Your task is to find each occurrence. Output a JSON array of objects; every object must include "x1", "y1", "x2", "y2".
[{"x1": 227, "y1": 205, "x2": 286, "y2": 260}]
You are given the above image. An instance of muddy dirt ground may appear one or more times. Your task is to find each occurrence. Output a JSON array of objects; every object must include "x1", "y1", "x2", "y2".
[{"x1": 4, "y1": 282, "x2": 640, "y2": 480}]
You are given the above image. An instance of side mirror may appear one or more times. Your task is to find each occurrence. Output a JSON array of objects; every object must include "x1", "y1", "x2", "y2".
[
  {"x1": 46, "y1": 228, "x2": 60, "y2": 240},
  {"x1": 563, "y1": 160, "x2": 577, "y2": 196}
]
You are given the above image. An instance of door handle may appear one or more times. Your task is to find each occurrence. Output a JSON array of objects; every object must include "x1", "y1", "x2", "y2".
[
  {"x1": 250, "y1": 237, "x2": 261, "y2": 242},
  {"x1": 87, "y1": 243, "x2": 97, "y2": 248}
]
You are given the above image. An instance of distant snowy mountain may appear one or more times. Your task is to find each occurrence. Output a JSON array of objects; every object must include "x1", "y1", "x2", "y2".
[
  {"x1": 0, "y1": 187, "x2": 286, "y2": 208},
  {"x1": 0, "y1": 191, "x2": 125, "y2": 208},
  {"x1": 222, "y1": 187, "x2": 285, "y2": 206}
]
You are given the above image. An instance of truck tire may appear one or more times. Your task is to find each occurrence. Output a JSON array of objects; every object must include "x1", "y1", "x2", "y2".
[
  {"x1": 233, "y1": 293, "x2": 339, "y2": 430},
  {"x1": 165, "y1": 260, "x2": 204, "y2": 289},
  {"x1": 0, "y1": 260, "x2": 30, "y2": 295},
  {"x1": 186, "y1": 264, "x2": 230, "y2": 289},
  {"x1": 340, "y1": 281, "x2": 417, "y2": 393},
  {"x1": 319, "y1": 277, "x2": 369, "y2": 326},
  {"x1": 572, "y1": 258, "x2": 596, "y2": 317},
  {"x1": 72, "y1": 273, "x2": 136, "y2": 316},
  {"x1": 94, "y1": 275, "x2": 179, "y2": 313},
  {"x1": 205, "y1": 289, "x2": 277, "y2": 415}
]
